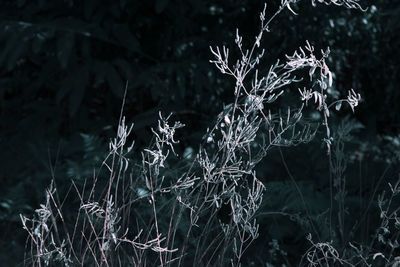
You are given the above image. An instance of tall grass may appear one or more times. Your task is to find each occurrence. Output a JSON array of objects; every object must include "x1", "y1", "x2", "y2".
[{"x1": 20, "y1": 0, "x2": 400, "y2": 266}]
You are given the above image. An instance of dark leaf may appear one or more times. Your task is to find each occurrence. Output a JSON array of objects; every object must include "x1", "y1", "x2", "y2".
[
  {"x1": 6, "y1": 41, "x2": 26, "y2": 71},
  {"x1": 177, "y1": 72, "x2": 185, "y2": 99},
  {"x1": 17, "y1": 0, "x2": 26, "y2": 7},
  {"x1": 0, "y1": 31, "x2": 19, "y2": 66},
  {"x1": 155, "y1": 0, "x2": 169, "y2": 14},
  {"x1": 112, "y1": 24, "x2": 140, "y2": 52},
  {"x1": 106, "y1": 64, "x2": 124, "y2": 97},
  {"x1": 57, "y1": 32, "x2": 75, "y2": 69},
  {"x1": 84, "y1": 0, "x2": 96, "y2": 19},
  {"x1": 32, "y1": 34, "x2": 45, "y2": 54},
  {"x1": 120, "y1": 0, "x2": 127, "y2": 9},
  {"x1": 67, "y1": 65, "x2": 89, "y2": 117}
]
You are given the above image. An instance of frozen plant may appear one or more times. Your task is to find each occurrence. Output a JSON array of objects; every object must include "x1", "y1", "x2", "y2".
[
  {"x1": 20, "y1": 1, "x2": 366, "y2": 266},
  {"x1": 20, "y1": 182, "x2": 72, "y2": 266}
]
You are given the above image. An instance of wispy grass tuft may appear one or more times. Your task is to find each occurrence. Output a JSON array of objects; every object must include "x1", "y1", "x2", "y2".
[{"x1": 21, "y1": 1, "x2": 396, "y2": 266}]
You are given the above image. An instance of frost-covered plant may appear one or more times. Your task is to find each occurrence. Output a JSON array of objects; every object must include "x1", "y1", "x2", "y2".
[
  {"x1": 20, "y1": 1, "x2": 365, "y2": 266},
  {"x1": 369, "y1": 178, "x2": 400, "y2": 266},
  {"x1": 298, "y1": 177, "x2": 400, "y2": 267},
  {"x1": 172, "y1": 0, "x2": 364, "y2": 264},
  {"x1": 301, "y1": 233, "x2": 349, "y2": 266},
  {"x1": 20, "y1": 182, "x2": 72, "y2": 266}
]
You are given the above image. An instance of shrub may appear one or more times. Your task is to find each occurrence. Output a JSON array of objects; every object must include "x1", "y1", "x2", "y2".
[{"x1": 21, "y1": 1, "x2": 392, "y2": 266}]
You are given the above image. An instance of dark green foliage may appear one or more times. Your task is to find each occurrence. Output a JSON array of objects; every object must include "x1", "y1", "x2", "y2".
[{"x1": 1, "y1": 0, "x2": 400, "y2": 266}]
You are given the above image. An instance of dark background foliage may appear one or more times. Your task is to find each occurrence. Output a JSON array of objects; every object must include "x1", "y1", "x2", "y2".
[{"x1": 0, "y1": 0, "x2": 399, "y2": 265}]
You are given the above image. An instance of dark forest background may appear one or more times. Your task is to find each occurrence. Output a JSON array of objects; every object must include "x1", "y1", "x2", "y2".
[{"x1": 0, "y1": 0, "x2": 399, "y2": 266}]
